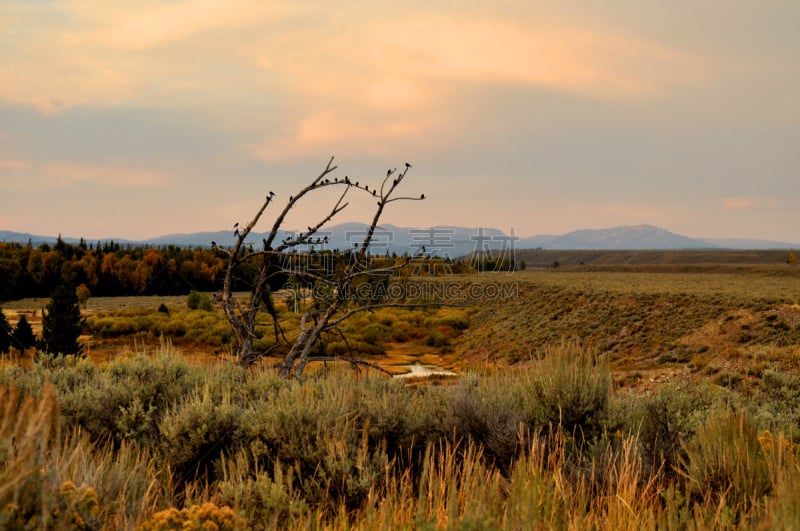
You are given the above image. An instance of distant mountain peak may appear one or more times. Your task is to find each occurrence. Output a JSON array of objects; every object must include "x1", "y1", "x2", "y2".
[{"x1": 539, "y1": 224, "x2": 717, "y2": 250}]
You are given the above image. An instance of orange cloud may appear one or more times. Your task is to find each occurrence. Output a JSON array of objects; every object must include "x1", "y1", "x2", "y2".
[
  {"x1": 720, "y1": 196, "x2": 795, "y2": 211},
  {"x1": 0, "y1": 158, "x2": 31, "y2": 172},
  {"x1": 721, "y1": 196, "x2": 756, "y2": 211},
  {"x1": 1, "y1": 1, "x2": 711, "y2": 159},
  {"x1": 372, "y1": 15, "x2": 701, "y2": 100},
  {"x1": 42, "y1": 162, "x2": 169, "y2": 188}
]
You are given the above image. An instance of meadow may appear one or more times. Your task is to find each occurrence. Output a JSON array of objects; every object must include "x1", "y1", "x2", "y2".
[{"x1": 2, "y1": 259, "x2": 800, "y2": 529}]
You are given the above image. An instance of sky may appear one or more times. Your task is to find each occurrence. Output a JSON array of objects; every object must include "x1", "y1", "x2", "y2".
[{"x1": 1, "y1": 1, "x2": 798, "y2": 242}]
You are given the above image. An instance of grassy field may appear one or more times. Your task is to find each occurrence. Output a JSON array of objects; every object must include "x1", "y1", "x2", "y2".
[
  {"x1": 3, "y1": 259, "x2": 800, "y2": 528},
  {"x1": 4, "y1": 341, "x2": 800, "y2": 528},
  {"x1": 516, "y1": 248, "x2": 798, "y2": 268},
  {"x1": 3, "y1": 263, "x2": 799, "y2": 382}
]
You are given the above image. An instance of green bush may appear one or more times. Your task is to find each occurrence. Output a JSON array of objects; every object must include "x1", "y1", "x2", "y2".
[
  {"x1": 359, "y1": 323, "x2": 389, "y2": 343},
  {"x1": 424, "y1": 331, "x2": 449, "y2": 348},
  {"x1": 239, "y1": 375, "x2": 392, "y2": 511},
  {"x1": 159, "y1": 385, "x2": 243, "y2": 486},
  {"x1": 625, "y1": 385, "x2": 710, "y2": 477},
  {"x1": 448, "y1": 343, "x2": 612, "y2": 471},
  {"x1": 53, "y1": 353, "x2": 205, "y2": 444},
  {"x1": 218, "y1": 454, "x2": 309, "y2": 527},
  {"x1": 187, "y1": 290, "x2": 214, "y2": 312}
]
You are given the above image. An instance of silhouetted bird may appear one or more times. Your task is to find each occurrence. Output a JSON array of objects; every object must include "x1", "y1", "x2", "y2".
[
  {"x1": 420, "y1": 194, "x2": 425, "y2": 199},
  {"x1": 211, "y1": 241, "x2": 217, "y2": 247},
  {"x1": 269, "y1": 191, "x2": 275, "y2": 196},
  {"x1": 289, "y1": 195, "x2": 293, "y2": 201},
  {"x1": 405, "y1": 162, "x2": 412, "y2": 168},
  {"x1": 393, "y1": 179, "x2": 397, "y2": 186},
  {"x1": 372, "y1": 190, "x2": 377, "y2": 196},
  {"x1": 386, "y1": 169, "x2": 391, "y2": 177},
  {"x1": 334, "y1": 177, "x2": 338, "y2": 183},
  {"x1": 233, "y1": 222, "x2": 239, "y2": 229}
]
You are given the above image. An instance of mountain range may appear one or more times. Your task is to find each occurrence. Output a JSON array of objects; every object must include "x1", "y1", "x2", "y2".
[{"x1": 1, "y1": 224, "x2": 797, "y2": 255}]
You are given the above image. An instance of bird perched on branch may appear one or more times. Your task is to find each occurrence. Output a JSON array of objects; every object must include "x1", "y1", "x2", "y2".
[{"x1": 405, "y1": 162, "x2": 412, "y2": 168}]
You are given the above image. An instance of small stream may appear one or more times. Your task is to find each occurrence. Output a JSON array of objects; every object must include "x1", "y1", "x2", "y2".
[{"x1": 393, "y1": 362, "x2": 457, "y2": 378}]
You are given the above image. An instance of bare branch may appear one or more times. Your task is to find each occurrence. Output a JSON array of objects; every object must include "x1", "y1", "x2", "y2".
[{"x1": 263, "y1": 156, "x2": 339, "y2": 250}]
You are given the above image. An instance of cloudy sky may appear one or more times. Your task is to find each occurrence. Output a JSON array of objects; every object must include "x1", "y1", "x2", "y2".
[{"x1": 1, "y1": 1, "x2": 798, "y2": 242}]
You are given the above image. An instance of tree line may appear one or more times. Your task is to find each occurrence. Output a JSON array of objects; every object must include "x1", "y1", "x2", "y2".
[
  {"x1": 0, "y1": 237, "x2": 226, "y2": 300},
  {"x1": 0, "y1": 236, "x2": 510, "y2": 302}
]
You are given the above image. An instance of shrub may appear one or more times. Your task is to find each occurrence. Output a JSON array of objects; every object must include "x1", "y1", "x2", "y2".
[
  {"x1": 679, "y1": 413, "x2": 771, "y2": 520},
  {"x1": 140, "y1": 502, "x2": 243, "y2": 531},
  {"x1": 626, "y1": 385, "x2": 709, "y2": 478},
  {"x1": 159, "y1": 385, "x2": 242, "y2": 486},
  {"x1": 448, "y1": 343, "x2": 612, "y2": 471},
  {"x1": 359, "y1": 323, "x2": 389, "y2": 343},
  {"x1": 186, "y1": 290, "x2": 213, "y2": 312},
  {"x1": 217, "y1": 453, "x2": 309, "y2": 527},
  {"x1": 526, "y1": 343, "x2": 611, "y2": 436},
  {"x1": 424, "y1": 331, "x2": 449, "y2": 348},
  {"x1": 238, "y1": 371, "x2": 398, "y2": 512},
  {"x1": 52, "y1": 353, "x2": 205, "y2": 444}
]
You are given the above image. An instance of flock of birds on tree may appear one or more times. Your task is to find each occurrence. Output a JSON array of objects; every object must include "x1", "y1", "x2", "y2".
[{"x1": 211, "y1": 163, "x2": 422, "y2": 253}]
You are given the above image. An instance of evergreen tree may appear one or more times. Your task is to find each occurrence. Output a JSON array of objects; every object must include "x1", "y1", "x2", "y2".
[
  {"x1": 11, "y1": 314, "x2": 36, "y2": 354},
  {"x1": 39, "y1": 284, "x2": 84, "y2": 356},
  {"x1": 0, "y1": 308, "x2": 11, "y2": 353}
]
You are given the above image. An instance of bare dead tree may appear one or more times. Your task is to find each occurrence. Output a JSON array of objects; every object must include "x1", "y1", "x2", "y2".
[{"x1": 215, "y1": 157, "x2": 425, "y2": 376}]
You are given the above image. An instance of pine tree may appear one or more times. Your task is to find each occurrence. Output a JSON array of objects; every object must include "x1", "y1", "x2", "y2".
[
  {"x1": 11, "y1": 314, "x2": 36, "y2": 354},
  {"x1": 0, "y1": 308, "x2": 11, "y2": 353},
  {"x1": 39, "y1": 284, "x2": 84, "y2": 356}
]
